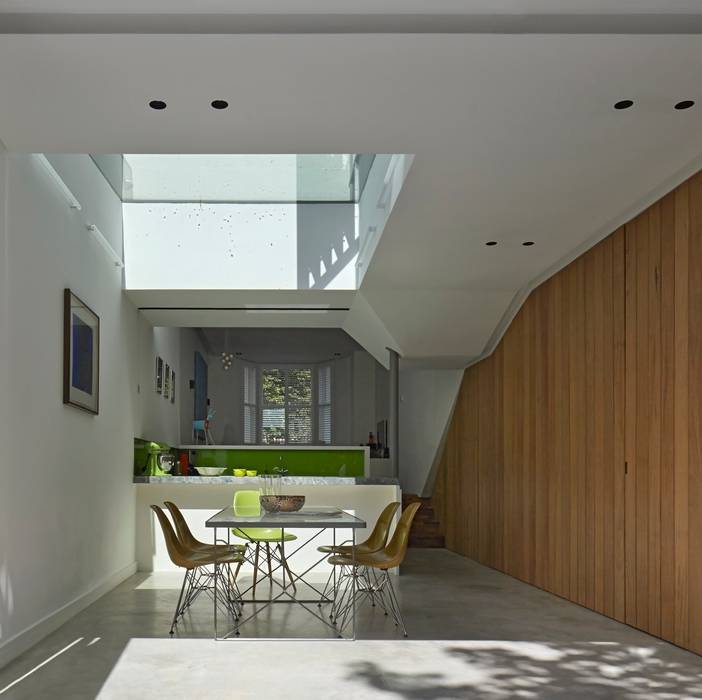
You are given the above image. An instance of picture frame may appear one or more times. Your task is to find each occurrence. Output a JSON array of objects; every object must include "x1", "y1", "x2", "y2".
[
  {"x1": 63, "y1": 288, "x2": 100, "y2": 414},
  {"x1": 171, "y1": 369, "x2": 176, "y2": 404},
  {"x1": 156, "y1": 356, "x2": 164, "y2": 394},
  {"x1": 164, "y1": 363, "x2": 170, "y2": 399}
]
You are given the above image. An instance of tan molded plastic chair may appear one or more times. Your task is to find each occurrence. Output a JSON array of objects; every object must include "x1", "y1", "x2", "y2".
[
  {"x1": 164, "y1": 501, "x2": 246, "y2": 555},
  {"x1": 151, "y1": 505, "x2": 243, "y2": 635},
  {"x1": 328, "y1": 501, "x2": 421, "y2": 637},
  {"x1": 317, "y1": 501, "x2": 400, "y2": 557}
]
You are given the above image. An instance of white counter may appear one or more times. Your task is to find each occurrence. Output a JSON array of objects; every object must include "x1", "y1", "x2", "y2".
[
  {"x1": 179, "y1": 445, "x2": 370, "y2": 452},
  {"x1": 135, "y1": 478, "x2": 401, "y2": 575}
]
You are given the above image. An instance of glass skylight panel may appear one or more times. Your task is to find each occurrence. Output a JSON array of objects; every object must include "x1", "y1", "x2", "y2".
[{"x1": 121, "y1": 154, "x2": 363, "y2": 203}]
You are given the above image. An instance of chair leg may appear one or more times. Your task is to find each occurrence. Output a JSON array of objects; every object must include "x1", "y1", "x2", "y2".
[
  {"x1": 170, "y1": 569, "x2": 190, "y2": 635},
  {"x1": 252, "y1": 543, "x2": 261, "y2": 597},
  {"x1": 233, "y1": 557, "x2": 244, "y2": 582},
  {"x1": 278, "y1": 543, "x2": 297, "y2": 592},
  {"x1": 266, "y1": 543, "x2": 273, "y2": 583},
  {"x1": 319, "y1": 567, "x2": 335, "y2": 608},
  {"x1": 383, "y1": 570, "x2": 408, "y2": 637},
  {"x1": 333, "y1": 565, "x2": 360, "y2": 634}
]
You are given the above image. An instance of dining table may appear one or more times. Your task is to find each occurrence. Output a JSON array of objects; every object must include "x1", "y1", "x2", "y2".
[{"x1": 205, "y1": 505, "x2": 367, "y2": 640}]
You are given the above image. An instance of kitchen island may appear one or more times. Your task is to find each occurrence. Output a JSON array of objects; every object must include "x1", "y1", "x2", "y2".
[{"x1": 135, "y1": 474, "x2": 400, "y2": 573}]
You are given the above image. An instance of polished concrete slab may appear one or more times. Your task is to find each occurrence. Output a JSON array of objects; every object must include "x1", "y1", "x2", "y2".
[{"x1": 0, "y1": 549, "x2": 700, "y2": 699}]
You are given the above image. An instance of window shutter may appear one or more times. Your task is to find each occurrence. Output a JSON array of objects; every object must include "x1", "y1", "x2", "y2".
[
  {"x1": 287, "y1": 368, "x2": 312, "y2": 444},
  {"x1": 261, "y1": 368, "x2": 286, "y2": 444},
  {"x1": 318, "y1": 365, "x2": 332, "y2": 445},
  {"x1": 243, "y1": 365, "x2": 257, "y2": 444}
]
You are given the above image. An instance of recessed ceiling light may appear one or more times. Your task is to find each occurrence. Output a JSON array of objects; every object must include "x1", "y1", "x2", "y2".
[
  {"x1": 522, "y1": 241, "x2": 535, "y2": 246},
  {"x1": 675, "y1": 100, "x2": 695, "y2": 110},
  {"x1": 211, "y1": 100, "x2": 229, "y2": 110},
  {"x1": 485, "y1": 241, "x2": 498, "y2": 246},
  {"x1": 613, "y1": 100, "x2": 634, "y2": 110},
  {"x1": 149, "y1": 100, "x2": 167, "y2": 110}
]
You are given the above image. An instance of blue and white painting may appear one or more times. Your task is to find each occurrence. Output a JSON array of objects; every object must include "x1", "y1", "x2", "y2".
[
  {"x1": 64, "y1": 289, "x2": 99, "y2": 413},
  {"x1": 71, "y1": 314, "x2": 94, "y2": 394}
]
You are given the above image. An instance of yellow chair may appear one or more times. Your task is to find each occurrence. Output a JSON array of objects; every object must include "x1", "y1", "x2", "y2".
[
  {"x1": 317, "y1": 501, "x2": 400, "y2": 607},
  {"x1": 164, "y1": 500, "x2": 248, "y2": 582},
  {"x1": 151, "y1": 505, "x2": 243, "y2": 635},
  {"x1": 230, "y1": 490, "x2": 298, "y2": 595},
  {"x1": 328, "y1": 501, "x2": 421, "y2": 637},
  {"x1": 317, "y1": 501, "x2": 400, "y2": 557}
]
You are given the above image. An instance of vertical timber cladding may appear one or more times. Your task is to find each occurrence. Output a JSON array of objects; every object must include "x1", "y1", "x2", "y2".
[{"x1": 433, "y1": 171, "x2": 702, "y2": 655}]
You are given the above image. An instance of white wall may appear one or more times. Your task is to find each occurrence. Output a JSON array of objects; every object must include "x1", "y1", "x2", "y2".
[
  {"x1": 137, "y1": 324, "x2": 182, "y2": 446},
  {"x1": 178, "y1": 328, "x2": 209, "y2": 445},
  {"x1": 206, "y1": 356, "x2": 243, "y2": 445},
  {"x1": 0, "y1": 154, "x2": 143, "y2": 668},
  {"x1": 351, "y1": 350, "x2": 390, "y2": 447},
  {"x1": 0, "y1": 148, "x2": 11, "y2": 659},
  {"x1": 399, "y1": 368, "x2": 463, "y2": 496},
  {"x1": 351, "y1": 351, "x2": 376, "y2": 446}
]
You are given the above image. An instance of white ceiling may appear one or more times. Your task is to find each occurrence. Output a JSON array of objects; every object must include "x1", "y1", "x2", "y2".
[
  {"x1": 4, "y1": 1, "x2": 702, "y2": 12},
  {"x1": 2, "y1": 31, "x2": 702, "y2": 366},
  {"x1": 3, "y1": 1, "x2": 702, "y2": 34}
]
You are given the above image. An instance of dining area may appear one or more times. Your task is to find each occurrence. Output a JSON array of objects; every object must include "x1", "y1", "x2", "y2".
[{"x1": 149, "y1": 491, "x2": 420, "y2": 642}]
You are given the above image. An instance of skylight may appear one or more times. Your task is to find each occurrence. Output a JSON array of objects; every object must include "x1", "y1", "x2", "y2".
[
  {"x1": 97, "y1": 154, "x2": 374, "y2": 203},
  {"x1": 110, "y1": 153, "x2": 412, "y2": 293}
]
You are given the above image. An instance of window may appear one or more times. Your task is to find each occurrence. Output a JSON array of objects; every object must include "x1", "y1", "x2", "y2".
[
  {"x1": 244, "y1": 364, "x2": 332, "y2": 445},
  {"x1": 243, "y1": 365, "x2": 257, "y2": 444},
  {"x1": 318, "y1": 365, "x2": 332, "y2": 445},
  {"x1": 260, "y1": 367, "x2": 313, "y2": 445}
]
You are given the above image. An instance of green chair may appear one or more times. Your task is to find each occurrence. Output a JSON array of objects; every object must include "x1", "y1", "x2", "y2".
[{"x1": 231, "y1": 490, "x2": 298, "y2": 595}]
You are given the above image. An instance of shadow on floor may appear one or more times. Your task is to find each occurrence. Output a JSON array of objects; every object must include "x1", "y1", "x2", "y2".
[{"x1": 348, "y1": 640, "x2": 702, "y2": 699}]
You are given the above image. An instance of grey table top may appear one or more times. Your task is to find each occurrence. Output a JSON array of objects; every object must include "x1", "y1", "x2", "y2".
[{"x1": 205, "y1": 505, "x2": 367, "y2": 529}]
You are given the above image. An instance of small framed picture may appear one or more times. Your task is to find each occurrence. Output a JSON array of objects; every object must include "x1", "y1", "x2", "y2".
[
  {"x1": 164, "y1": 363, "x2": 170, "y2": 399},
  {"x1": 63, "y1": 289, "x2": 100, "y2": 414},
  {"x1": 155, "y1": 356, "x2": 164, "y2": 394},
  {"x1": 171, "y1": 370, "x2": 176, "y2": 404}
]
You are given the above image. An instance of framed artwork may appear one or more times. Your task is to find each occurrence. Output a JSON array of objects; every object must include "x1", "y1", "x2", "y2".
[
  {"x1": 63, "y1": 289, "x2": 100, "y2": 414},
  {"x1": 156, "y1": 356, "x2": 164, "y2": 393},
  {"x1": 164, "y1": 363, "x2": 170, "y2": 399},
  {"x1": 171, "y1": 369, "x2": 176, "y2": 404}
]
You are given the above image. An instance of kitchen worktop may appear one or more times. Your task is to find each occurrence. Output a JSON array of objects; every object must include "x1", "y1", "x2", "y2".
[
  {"x1": 179, "y1": 445, "x2": 370, "y2": 451},
  {"x1": 133, "y1": 475, "x2": 399, "y2": 486}
]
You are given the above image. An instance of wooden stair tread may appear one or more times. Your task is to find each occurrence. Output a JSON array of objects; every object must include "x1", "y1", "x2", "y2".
[{"x1": 403, "y1": 493, "x2": 445, "y2": 548}]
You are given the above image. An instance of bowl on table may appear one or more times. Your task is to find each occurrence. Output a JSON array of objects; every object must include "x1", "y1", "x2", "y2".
[
  {"x1": 233, "y1": 469, "x2": 246, "y2": 477},
  {"x1": 259, "y1": 495, "x2": 305, "y2": 513},
  {"x1": 195, "y1": 466, "x2": 226, "y2": 477},
  {"x1": 246, "y1": 470, "x2": 258, "y2": 477}
]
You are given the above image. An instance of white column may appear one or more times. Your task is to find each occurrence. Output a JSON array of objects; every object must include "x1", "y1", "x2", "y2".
[{"x1": 388, "y1": 348, "x2": 400, "y2": 479}]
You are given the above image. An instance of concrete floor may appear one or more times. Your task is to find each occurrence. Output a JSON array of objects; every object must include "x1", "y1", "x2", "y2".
[{"x1": 0, "y1": 549, "x2": 700, "y2": 699}]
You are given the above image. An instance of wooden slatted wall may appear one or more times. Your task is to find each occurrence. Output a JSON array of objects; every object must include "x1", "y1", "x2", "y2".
[{"x1": 432, "y1": 172, "x2": 702, "y2": 654}]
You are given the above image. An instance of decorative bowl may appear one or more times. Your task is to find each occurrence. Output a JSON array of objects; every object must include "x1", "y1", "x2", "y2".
[
  {"x1": 260, "y1": 495, "x2": 305, "y2": 513},
  {"x1": 195, "y1": 467, "x2": 226, "y2": 477},
  {"x1": 246, "y1": 470, "x2": 258, "y2": 477},
  {"x1": 233, "y1": 469, "x2": 246, "y2": 477}
]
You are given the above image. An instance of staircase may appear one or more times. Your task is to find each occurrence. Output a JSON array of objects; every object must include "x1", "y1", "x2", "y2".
[{"x1": 403, "y1": 494, "x2": 445, "y2": 548}]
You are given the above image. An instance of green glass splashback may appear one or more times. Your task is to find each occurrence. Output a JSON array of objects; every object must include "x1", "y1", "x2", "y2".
[{"x1": 188, "y1": 449, "x2": 365, "y2": 477}]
